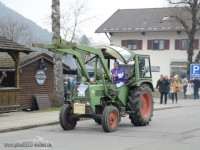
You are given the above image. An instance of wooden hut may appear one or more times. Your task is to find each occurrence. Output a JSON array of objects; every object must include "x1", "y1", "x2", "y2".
[
  {"x1": 0, "y1": 51, "x2": 71, "y2": 111},
  {"x1": 0, "y1": 36, "x2": 34, "y2": 112}
]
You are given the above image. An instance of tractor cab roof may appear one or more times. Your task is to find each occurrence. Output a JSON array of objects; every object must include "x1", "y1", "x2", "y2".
[{"x1": 96, "y1": 45, "x2": 135, "y2": 64}]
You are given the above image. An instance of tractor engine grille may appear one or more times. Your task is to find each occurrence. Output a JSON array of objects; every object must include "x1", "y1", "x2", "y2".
[
  {"x1": 73, "y1": 85, "x2": 90, "y2": 104},
  {"x1": 73, "y1": 86, "x2": 90, "y2": 97}
]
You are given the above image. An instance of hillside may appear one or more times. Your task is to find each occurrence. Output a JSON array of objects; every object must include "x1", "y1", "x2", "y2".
[{"x1": 0, "y1": 2, "x2": 52, "y2": 44}]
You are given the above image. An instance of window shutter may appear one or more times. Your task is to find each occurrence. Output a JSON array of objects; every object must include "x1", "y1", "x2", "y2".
[
  {"x1": 175, "y1": 39, "x2": 180, "y2": 50},
  {"x1": 164, "y1": 40, "x2": 170, "y2": 50},
  {"x1": 147, "y1": 40, "x2": 153, "y2": 50},
  {"x1": 121, "y1": 40, "x2": 127, "y2": 47},
  {"x1": 194, "y1": 39, "x2": 199, "y2": 50},
  {"x1": 137, "y1": 40, "x2": 142, "y2": 50}
]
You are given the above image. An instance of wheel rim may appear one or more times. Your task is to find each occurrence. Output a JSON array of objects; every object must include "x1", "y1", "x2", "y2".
[
  {"x1": 109, "y1": 111, "x2": 117, "y2": 127},
  {"x1": 140, "y1": 92, "x2": 152, "y2": 118}
]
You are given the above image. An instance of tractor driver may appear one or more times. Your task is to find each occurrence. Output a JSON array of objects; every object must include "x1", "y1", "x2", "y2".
[{"x1": 111, "y1": 61, "x2": 126, "y2": 87}]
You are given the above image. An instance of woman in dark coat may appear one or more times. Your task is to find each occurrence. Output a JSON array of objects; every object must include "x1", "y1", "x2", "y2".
[{"x1": 158, "y1": 75, "x2": 170, "y2": 104}]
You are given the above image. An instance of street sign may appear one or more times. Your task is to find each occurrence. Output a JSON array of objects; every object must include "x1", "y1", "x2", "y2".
[
  {"x1": 190, "y1": 64, "x2": 200, "y2": 80},
  {"x1": 147, "y1": 66, "x2": 160, "y2": 72}
]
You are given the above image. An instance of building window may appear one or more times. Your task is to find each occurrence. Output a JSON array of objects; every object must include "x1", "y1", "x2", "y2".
[
  {"x1": 170, "y1": 67, "x2": 187, "y2": 79},
  {"x1": 121, "y1": 40, "x2": 142, "y2": 50},
  {"x1": 127, "y1": 40, "x2": 137, "y2": 50},
  {"x1": 175, "y1": 39, "x2": 199, "y2": 50},
  {"x1": 181, "y1": 39, "x2": 189, "y2": 50},
  {"x1": 153, "y1": 40, "x2": 164, "y2": 50}
]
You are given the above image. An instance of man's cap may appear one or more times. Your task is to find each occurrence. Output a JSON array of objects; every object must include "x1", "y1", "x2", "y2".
[{"x1": 114, "y1": 61, "x2": 119, "y2": 65}]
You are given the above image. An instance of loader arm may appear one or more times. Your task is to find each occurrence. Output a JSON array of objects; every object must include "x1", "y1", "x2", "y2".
[{"x1": 32, "y1": 39, "x2": 112, "y2": 97}]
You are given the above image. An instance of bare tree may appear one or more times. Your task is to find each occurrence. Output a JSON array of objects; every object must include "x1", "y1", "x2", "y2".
[
  {"x1": 0, "y1": 16, "x2": 33, "y2": 47},
  {"x1": 60, "y1": 0, "x2": 96, "y2": 42},
  {"x1": 167, "y1": 0, "x2": 200, "y2": 79},
  {"x1": 79, "y1": 35, "x2": 91, "y2": 46},
  {"x1": 44, "y1": 0, "x2": 96, "y2": 43},
  {"x1": 51, "y1": 0, "x2": 64, "y2": 106}
]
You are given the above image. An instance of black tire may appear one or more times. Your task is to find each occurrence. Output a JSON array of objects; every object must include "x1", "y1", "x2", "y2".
[
  {"x1": 59, "y1": 104, "x2": 77, "y2": 130},
  {"x1": 102, "y1": 106, "x2": 119, "y2": 132},
  {"x1": 94, "y1": 118, "x2": 102, "y2": 124},
  {"x1": 127, "y1": 84, "x2": 154, "y2": 126}
]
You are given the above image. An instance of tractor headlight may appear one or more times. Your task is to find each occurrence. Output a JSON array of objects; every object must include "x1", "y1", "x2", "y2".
[{"x1": 86, "y1": 101, "x2": 90, "y2": 105}]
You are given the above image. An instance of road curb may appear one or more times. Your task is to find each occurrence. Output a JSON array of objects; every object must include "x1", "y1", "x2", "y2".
[
  {"x1": 154, "y1": 106, "x2": 182, "y2": 111},
  {"x1": 0, "y1": 121, "x2": 59, "y2": 133},
  {"x1": 0, "y1": 118, "x2": 91, "y2": 133}
]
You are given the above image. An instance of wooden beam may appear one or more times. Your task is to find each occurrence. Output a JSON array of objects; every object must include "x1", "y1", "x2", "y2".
[
  {"x1": 7, "y1": 51, "x2": 18, "y2": 62},
  {"x1": 15, "y1": 52, "x2": 19, "y2": 88},
  {"x1": 7, "y1": 52, "x2": 20, "y2": 88}
]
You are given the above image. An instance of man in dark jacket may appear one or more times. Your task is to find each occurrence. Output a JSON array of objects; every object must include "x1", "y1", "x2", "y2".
[
  {"x1": 156, "y1": 74, "x2": 164, "y2": 89},
  {"x1": 157, "y1": 75, "x2": 170, "y2": 104},
  {"x1": 191, "y1": 75, "x2": 200, "y2": 99}
]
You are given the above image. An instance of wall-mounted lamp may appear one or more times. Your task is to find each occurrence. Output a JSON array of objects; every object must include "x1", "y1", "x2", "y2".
[
  {"x1": 177, "y1": 31, "x2": 181, "y2": 35},
  {"x1": 109, "y1": 32, "x2": 113, "y2": 36}
]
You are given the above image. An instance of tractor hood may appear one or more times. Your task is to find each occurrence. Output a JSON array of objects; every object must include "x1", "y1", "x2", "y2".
[{"x1": 96, "y1": 45, "x2": 135, "y2": 64}]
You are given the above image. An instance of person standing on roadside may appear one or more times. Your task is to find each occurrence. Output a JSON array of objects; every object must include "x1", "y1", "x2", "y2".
[
  {"x1": 181, "y1": 75, "x2": 188, "y2": 99},
  {"x1": 191, "y1": 75, "x2": 200, "y2": 99},
  {"x1": 171, "y1": 75, "x2": 180, "y2": 104},
  {"x1": 157, "y1": 75, "x2": 170, "y2": 104},
  {"x1": 168, "y1": 76, "x2": 173, "y2": 99},
  {"x1": 156, "y1": 74, "x2": 163, "y2": 89}
]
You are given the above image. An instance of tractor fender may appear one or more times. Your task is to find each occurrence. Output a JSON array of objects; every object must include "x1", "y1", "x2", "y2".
[
  {"x1": 64, "y1": 100, "x2": 71, "y2": 105},
  {"x1": 104, "y1": 101, "x2": 120, "y2": 112},
  {"x1": 104, "y1": 101, "x2": 121, "y2": 122}
]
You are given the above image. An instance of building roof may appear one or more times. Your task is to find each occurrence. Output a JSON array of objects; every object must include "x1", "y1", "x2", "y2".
[
  {"x1": 95, "y1": 7, "x2": 193, "y2": 33},
  {"x1": 0, "y1": 36, "x2": 34, "y2": 53},
  {"x1": 0, "y1": 52, "x2": 70, "y2": 70}
]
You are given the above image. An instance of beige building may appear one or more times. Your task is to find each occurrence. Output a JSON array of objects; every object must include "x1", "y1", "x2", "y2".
[{"x1": 95, "y1": 8, "x2": 200, "y2": 87}]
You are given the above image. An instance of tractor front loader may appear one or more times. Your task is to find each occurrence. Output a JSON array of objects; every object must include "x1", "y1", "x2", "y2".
[{"x1": 33, "y1": 39, "x2": 154, "y2": 132}]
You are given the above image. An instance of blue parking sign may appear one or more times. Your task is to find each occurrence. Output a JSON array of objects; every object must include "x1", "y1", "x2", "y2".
[{"x1": 190, "y1": 64, "x2": 200, "y2": 80}]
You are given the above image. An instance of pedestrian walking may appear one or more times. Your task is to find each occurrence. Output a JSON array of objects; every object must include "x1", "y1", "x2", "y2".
[
  {"x1": 191, "y1": 75, "x2": 200, "y2": 99},
  {"x1": 181, "y1": 75, "x2": 188, "y2": 99},
  {"x1": 157, "y1": 75, "x2": 170, "y2": 104},
  {"x1": 170, "y1": 74, "x2": 180, "y2": 104}
]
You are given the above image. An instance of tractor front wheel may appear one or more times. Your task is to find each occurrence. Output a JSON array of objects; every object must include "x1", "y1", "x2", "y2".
[
  {"x1": 102, "y1": 106, "x2": 119, "y2": 132},
  {"x1": 128, "y1": 84, "x2": 154, "y2": 126},
  {"x1": 59, "y1": 104, "x2": 77, "y2": 130}
]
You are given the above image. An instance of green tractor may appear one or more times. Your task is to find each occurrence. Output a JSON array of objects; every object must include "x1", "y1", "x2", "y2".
[{"x1": 33, "y1": 39, "x2": 154, "y2": 132}]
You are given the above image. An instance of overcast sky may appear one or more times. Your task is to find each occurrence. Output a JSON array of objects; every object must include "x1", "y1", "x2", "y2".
[{"x1": 0, "y1": 0, "x2": 167, "y2": 43}]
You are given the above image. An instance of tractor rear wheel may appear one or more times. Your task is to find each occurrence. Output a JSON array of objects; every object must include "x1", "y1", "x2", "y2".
[
  {"x1": 102, "y1": 106, "x2": 119, "y2": 132},
  {"x1": 59, "y1": 104, "x2": 77, "y2": 130},
  {"x1": 127, "y1": 84, "x2": 153, "y2": 126}
]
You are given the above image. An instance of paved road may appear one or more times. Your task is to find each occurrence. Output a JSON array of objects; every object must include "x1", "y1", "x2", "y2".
[{"x1": 1, "y1": 102, "x2": 200, "y2": 150}]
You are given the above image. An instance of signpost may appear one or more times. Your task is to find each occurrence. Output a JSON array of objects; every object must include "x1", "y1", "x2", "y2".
[
  {"x1": 190, "y1": 64, "x2": 200, "y2": 80},
  {"x1": 147, "y1": 66, "x2": 160, "y2": 72}
]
